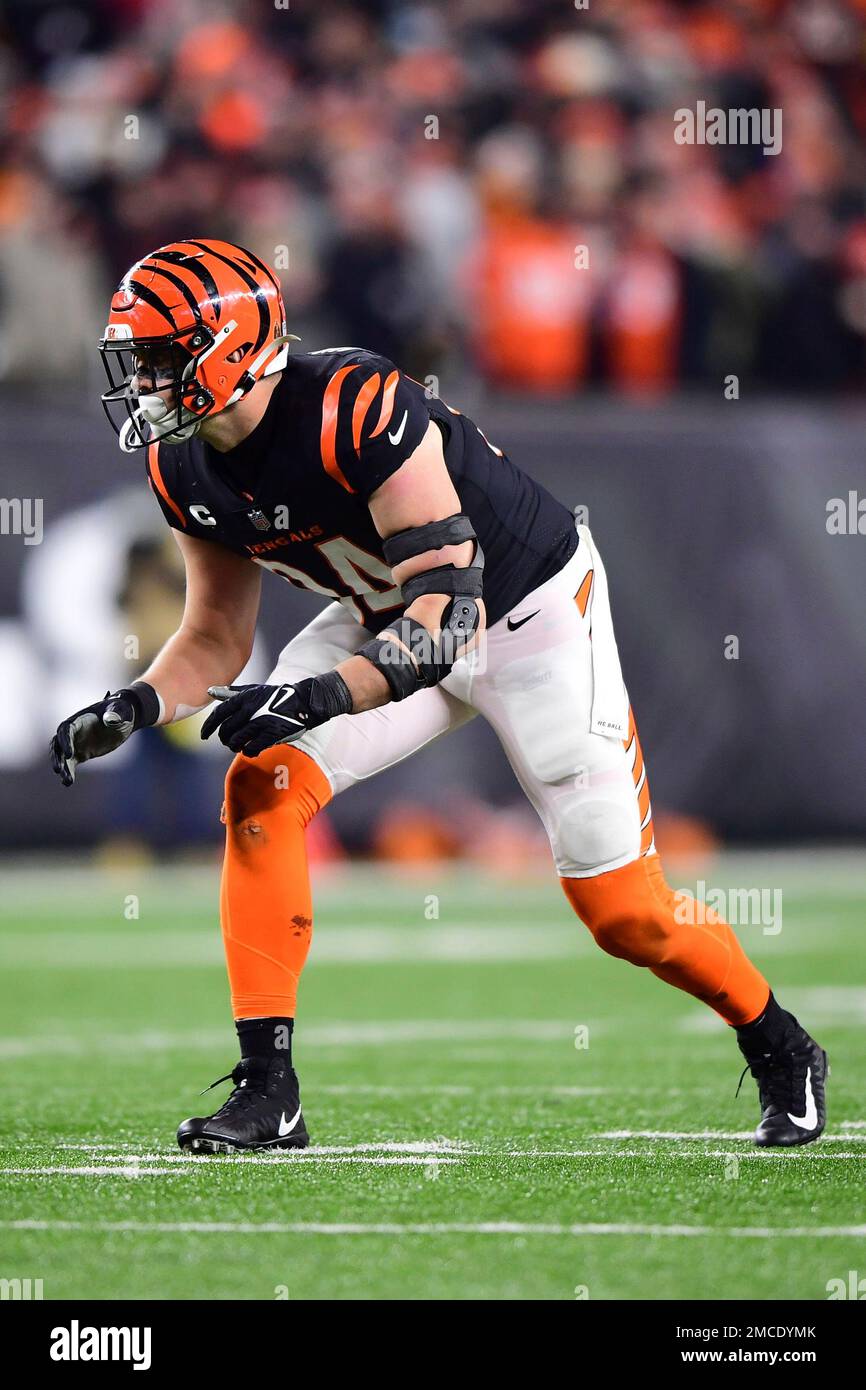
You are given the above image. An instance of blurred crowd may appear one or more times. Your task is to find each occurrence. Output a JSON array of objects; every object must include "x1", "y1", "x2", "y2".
[
  {"x1": 3, "y1": 1, "x2": 865, "y2": 859},
  {"x1": 3, "y1": 0, "x2": 866, "y2": 395}
]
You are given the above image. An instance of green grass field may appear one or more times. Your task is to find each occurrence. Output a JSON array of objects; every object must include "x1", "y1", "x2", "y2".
[{"x1": 0, "y1": 852, "x2": 864, "y2": 1301}]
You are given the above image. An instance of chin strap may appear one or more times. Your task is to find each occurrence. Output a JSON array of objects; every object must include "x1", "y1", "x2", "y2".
[{"x1": 119, "y1": 406, "x2": 199, "y2": 452}]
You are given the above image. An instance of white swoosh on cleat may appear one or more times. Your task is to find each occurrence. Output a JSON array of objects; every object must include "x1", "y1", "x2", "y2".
[
  {"x1": 788, "y1": 1067, "x2": 817, "y2": 1130},
  {"x1": 388, "y1": 410, "x2": 408, "y2": 446},
  {"x1": 278, "y1": 1105, "x2": 303, "y2": 1137}
]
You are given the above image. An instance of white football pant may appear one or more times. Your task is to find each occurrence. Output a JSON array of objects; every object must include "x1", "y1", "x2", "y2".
[{"x1": 269, "y1": 530, "x2": 654, "y2": 879}]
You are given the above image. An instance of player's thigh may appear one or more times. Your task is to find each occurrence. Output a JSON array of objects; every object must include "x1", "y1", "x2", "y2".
[
  {"x1": 485, "y1": 689, "x2": 644, "y2": 877},
  {"x1": 268, "y1": 600, "x2": 368, "y2": 681},
  {"x1": 313, "y1": 684, "x2": 475, "y2": 794},
  {"x1": 507, "y1": 716, "x2": 647, "y2": 878},
  {"x1": 469, "y1": 543, "x2": 649, "y2": 877},
  {"x1": 269, "y1": 602, "x2": 476, "y2": 793}
]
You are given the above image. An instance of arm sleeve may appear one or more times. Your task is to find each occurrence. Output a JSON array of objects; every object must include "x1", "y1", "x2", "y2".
[{"x1": 325, "y1": 354, "x2": 431, "y2": 500}]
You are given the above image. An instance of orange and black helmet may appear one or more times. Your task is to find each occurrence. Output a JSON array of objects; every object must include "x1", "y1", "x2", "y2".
[{"x1": 100, "y1": 238, "x2": 294, "y2": 451}]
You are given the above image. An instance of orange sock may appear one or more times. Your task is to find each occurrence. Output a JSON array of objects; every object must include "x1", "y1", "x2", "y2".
[
  {"x1": 220, "y1": 745, "x2": 332, "y2": 1020},
  {"x1": 561, "y1": 853, "x2": 770, "y2": 1025}
]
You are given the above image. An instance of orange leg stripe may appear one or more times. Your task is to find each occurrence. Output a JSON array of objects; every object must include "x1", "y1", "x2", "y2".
[
  {"x1": 622, "y1": 707, "x2": 636, "y2": 750},
  {"x1": 626, "y1": 708, "x2": 652, "y2": 837},
  {"x1": 640, "y1": 818, "x2": 655, "y2": 854},
  {"x1": 369, "y1": 370, "x2": 399, "y2": 437},
  {"x1": 147, "y1": 443, "x2": 186, "y2": 528},
  {"x1": 352, "y1": 371, "x2": 381, "y2": 453},
  {"x1": 574, "y1": 569, "x2": 593, "y2": 617},
  {"x1": 320, "y1": 365, "x2": 358, "y2": 492},
  {"x1": 632, "y1": 739, "x2": 644, "y2": 788}
]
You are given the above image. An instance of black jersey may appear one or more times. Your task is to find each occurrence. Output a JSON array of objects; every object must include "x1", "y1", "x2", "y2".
[{"x1": 145, "y1": 347, "x2": 577, "y2": 631}]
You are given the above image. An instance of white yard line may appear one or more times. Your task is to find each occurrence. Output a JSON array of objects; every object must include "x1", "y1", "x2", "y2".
[
  {"x1": 2, "y1": 1218, "x2": 865, "y2": 1238},
  {"x1": 597, "y1": 1130, "x2": 866, "y2": 1143},
  {"x1": 496, "y1": 1149, "x2": 866, "y2": 1160},
  {"x1": 6, "y1": 1142, "x2": 863, "y2": 1177},
  {"x1": 55, "y1": 1145, "x2": 475, "y2": 1156},
  {"x1": 4, "y1": 1157, "x2": 463, "y2": 1175},
  {"x1": 600, "y1": 1129, "x2": 753, "y2": 1140},
  {"x1": 57, "y1": 1145, "x2": 866, "y2": 1161}
]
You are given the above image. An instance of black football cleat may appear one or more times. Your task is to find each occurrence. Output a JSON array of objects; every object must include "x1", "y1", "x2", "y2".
[
  {"x1": 177, "y1": 1054, "x2": 309, "y2": 1153},
  {"x1": 737, "y1": 1026, "x2": 827, "y2": 1147}
]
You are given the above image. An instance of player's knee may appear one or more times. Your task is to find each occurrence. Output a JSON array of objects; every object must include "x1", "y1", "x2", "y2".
[
  {"x1": 557, "y1": 797, "x2": 637, "y2": 875},
  {"x1": 562, "y1": 857, "x2": 675, "y2": 967},
  {"x1": 223, "y1": 748, "x2": 323, "y2": 839},
  {"x1": 585, "y1": 902, "x2": 671, "y2": 965},
  {"x1": 224, "y1": 756, "x2": 276, "y2": 842}
]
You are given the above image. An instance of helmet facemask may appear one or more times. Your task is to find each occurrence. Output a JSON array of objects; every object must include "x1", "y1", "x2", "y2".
[{"x1": 100, "y1": 324, "x2": 219, "y2": 452}]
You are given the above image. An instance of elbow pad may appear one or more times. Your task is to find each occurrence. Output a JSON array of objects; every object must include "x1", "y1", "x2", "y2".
[
  {"x1": 383, "y1": 513, "x2": 484, "y2": 608},
  {"x1": 359, "y1": 514, "x2": 485, "y2": 695}
]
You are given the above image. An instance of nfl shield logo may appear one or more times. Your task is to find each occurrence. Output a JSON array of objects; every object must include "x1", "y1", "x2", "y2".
[{"x1": 247, "y1": 509, "x2": 271, "y2": 531}]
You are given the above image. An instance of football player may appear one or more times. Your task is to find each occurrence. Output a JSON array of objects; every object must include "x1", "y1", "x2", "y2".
[{"x1": 51, "y1": 239, "x2": 827, "y2": 1151}]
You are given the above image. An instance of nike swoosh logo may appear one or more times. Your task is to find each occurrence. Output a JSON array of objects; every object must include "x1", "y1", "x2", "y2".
[
  {"x1": 278, "y1": 1104, "x2": 303, "y2": 1137},
  {"x1": 388, "y1": 410, "x2": 408, "y2": 446},
  {"x1": 787, "y1": 1066, "x2": 817, "y2": 1130},
  {"x1": 507, "y1": 610, "x2": 540, "y2": 632}
]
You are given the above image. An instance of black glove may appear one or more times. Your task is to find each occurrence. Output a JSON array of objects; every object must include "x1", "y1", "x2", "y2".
[
  {"x1": 201, "y1": 672, "x2": 353, "y2": 758},
  {"x1": 50, "y1": 681, "x2": 161, "y2": 787}
]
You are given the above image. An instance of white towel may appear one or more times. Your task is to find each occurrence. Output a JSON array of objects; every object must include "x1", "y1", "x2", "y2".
[{"x1": 576, "y1": 525, "x2": 629, "y2": 740}]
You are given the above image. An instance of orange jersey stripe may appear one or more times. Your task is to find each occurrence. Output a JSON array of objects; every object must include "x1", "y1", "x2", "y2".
[
  {"x1": 320, "y1": 365, "x2": 358, "y2": 493},
  {"x1": 147, "y1": 443, "x2": 186, "y2": 528},
  {"x1": 369, "y1": 370, "x2": 399, "y2": 437},
  {"x1": 352, "y1": 371, "x2": 381, "y2": 453},
  {"x1": 574, "y1": 569, "x2": 593, "y2": 618}
]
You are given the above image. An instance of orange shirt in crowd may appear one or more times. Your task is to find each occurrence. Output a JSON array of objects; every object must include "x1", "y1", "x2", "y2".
[
  {"x1": 472, "y1": 215, "x2": 590, "y2": 392},
  {"x1": 605, "y1": 242, "x2": 681, "y2": 395}
]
